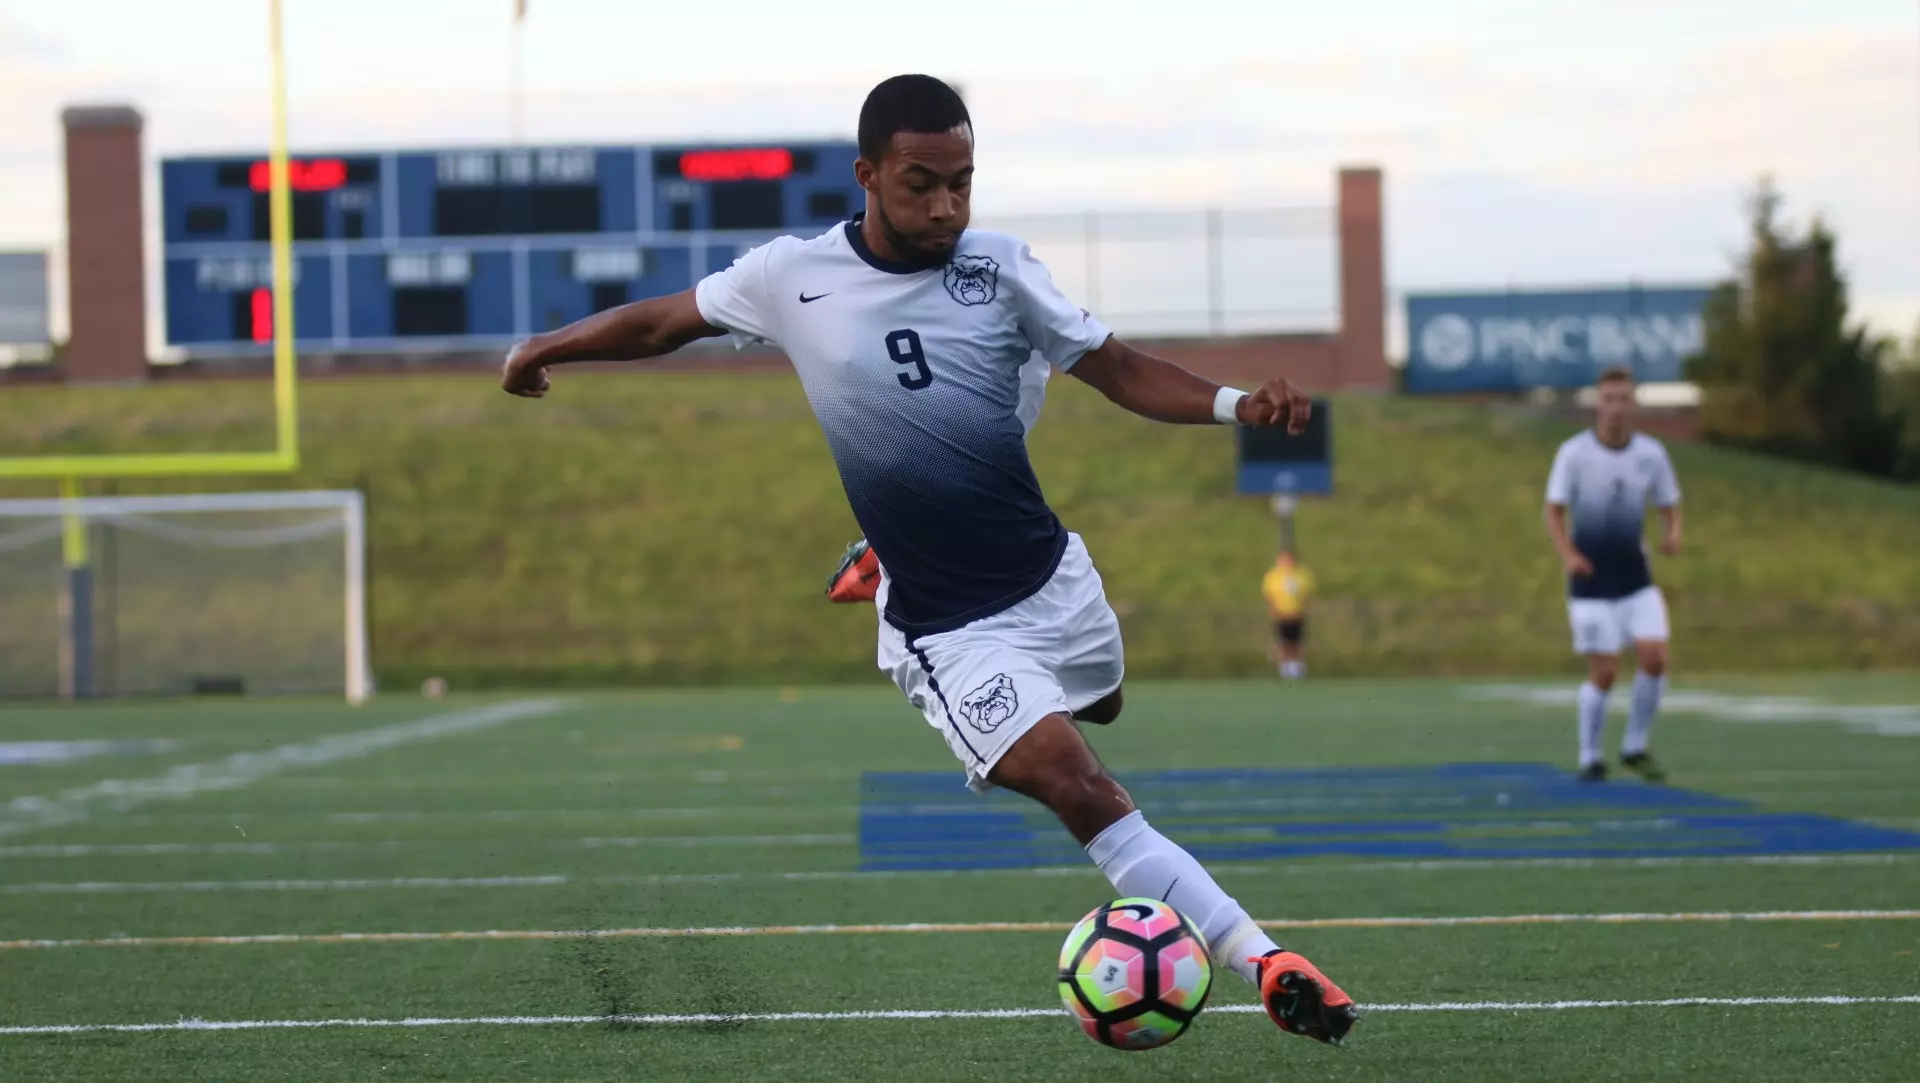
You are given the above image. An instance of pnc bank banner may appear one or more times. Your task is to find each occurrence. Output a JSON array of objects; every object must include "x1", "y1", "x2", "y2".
[{"x1": 1404, "y1": 285, "x2": 1714, "y2": 393}]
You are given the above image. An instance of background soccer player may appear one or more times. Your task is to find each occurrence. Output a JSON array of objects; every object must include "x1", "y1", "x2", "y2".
[
  {"x1": 1262, "y1": 547, "x2": 1314, "y2": 680},
  {"x1": 502, "y1": 74, "x2": 1357, "y2": 1044},
  {"x1": 1544, "y1": 366, "x2": 1683, "y2": 783}
]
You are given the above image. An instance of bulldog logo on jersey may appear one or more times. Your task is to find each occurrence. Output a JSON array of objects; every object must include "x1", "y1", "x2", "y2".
[
  {"x1": 959, "y1": 673, "x2": 1019, "y2": 733},
  {"x1": 943, "y1": 254, "x2": 999, "y2": 306}
]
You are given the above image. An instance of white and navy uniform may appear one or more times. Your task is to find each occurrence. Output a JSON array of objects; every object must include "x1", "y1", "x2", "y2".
[
  {"x1": 1544, "y1": 430, "x2": 1681, "y2": 655},
  {"x1": 696, "y1": 217, "x2": 1124, "y2": 790}
]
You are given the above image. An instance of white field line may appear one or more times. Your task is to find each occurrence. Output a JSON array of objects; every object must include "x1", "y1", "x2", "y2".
[
  {"x1": 0, "y1": 832, "x2": 853, "y2": 858},
  {"x1": 0, "y1": 700, "x2": 572, "y2": 841},
  {"x1": 5, "y1": 909, "x2": 1916, "y2": 951},
  {"x1": 5, "y1": 853, "x2": 1917, "y2": 895},
  {"x1": 321, "y1": 807, "x2": 864, "y2": 824},
  {"x1": 3, "y1": 996, "x2": 1918, "y2": 1036},
  {"x1": 1463, "y1": 686, "x2": 1920, "y2": 737},
  {"x1": 56, "y1": 805, "x2": 866, "y2": 828},
  {"x1": 41, "y1": 779, "x2": 1920, "y2": 829},
  {"x1": 577, "y1": 833, "x2": 854, "y2": 847},
  {"x1": 3, "y1": 876, "x2": 576, "y2": 895}
]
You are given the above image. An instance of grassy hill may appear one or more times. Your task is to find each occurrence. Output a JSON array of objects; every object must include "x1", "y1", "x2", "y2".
[{"x1": 2, "y1": 369, "x2": 1915, "y2": 687}]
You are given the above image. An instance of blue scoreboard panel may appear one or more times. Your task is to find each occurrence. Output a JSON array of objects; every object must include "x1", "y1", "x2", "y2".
[
  {"x1": 159, "y1": 142, "x2": 864, "y2": 353},
  {"x1": 1235, "y1": 399, "x2": 1333, "y2": 495}
]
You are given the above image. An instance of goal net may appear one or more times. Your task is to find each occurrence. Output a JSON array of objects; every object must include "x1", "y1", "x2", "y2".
[{"x1": 0, "y1": 490, "x2": 370, "y2": 702}]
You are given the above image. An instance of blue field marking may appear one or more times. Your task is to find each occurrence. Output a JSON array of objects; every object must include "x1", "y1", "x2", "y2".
[{"x1": 856, "y1": 763, "x2": 1920, "y2": 871}]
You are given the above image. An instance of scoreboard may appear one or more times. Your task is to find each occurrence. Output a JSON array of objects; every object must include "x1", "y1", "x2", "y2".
[
  {"x1": 159, "y1": 141, "x2": 864, "y2": 353},
  {"x1": 1235, "y1": 400, "x2": 1333, "y2": 496}
]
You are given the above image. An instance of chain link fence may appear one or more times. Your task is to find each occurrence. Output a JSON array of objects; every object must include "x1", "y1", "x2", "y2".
[{"x1": 977, "y1": 207, "x2": 1339, "y2": 339}]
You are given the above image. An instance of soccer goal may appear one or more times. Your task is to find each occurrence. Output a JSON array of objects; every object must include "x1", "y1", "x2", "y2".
[{"x1": 0, "y1": 490, "x2": 370, "y2": 703}]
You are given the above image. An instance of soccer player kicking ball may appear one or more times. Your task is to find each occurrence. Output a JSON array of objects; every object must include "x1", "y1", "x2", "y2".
[
  {"x1": 1543, "y1": 366, "x2": 1683, "y2": 783},
  {"x1": 502, "y1": 74, "x2": 1356, "y2": 1046}
]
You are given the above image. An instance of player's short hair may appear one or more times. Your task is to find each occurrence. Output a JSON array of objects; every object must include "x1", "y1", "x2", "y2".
[
  {"x1": 1597, "y1": 365, "x2": 1635, "y2": 386},
  {"x1": 858, "y1": 75, "x2": 971, "y2": 163}
]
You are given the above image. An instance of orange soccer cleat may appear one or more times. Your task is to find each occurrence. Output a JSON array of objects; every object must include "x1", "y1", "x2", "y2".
[
  {"x1": 1252, "y1": 949, "x2": 1359, "y2": 1046},
  {"x1": 825, "y1": 539, "x2": 881, "y2": 604}
]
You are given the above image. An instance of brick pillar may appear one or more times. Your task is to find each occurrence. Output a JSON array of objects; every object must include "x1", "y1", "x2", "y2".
[
  {"x1": 1336, "y1": 166, "x2": 1387, "y2": 390},
  {"x1": 63, "y1": 105, "x2": 148, "y2": 383}
]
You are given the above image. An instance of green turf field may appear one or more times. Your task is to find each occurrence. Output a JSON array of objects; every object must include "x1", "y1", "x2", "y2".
[
  {"x1": 3, "y1": 676, "x2": 1917, "y2": 1081},
  {"x1": 3, "y1": 374, "x2": 1916, "y2": 685}
]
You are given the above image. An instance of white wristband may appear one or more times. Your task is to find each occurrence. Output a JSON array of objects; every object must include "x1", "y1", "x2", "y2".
[{"x1": 1213, "y1": 387, "x2": 1248, "y2": 425}]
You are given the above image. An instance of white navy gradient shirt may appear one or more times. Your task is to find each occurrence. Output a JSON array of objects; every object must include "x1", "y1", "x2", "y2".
[
  {"x1": 1545, "y1": 430, "x2": 1682, "y2": 600},
  {"x1": 695, "y1": 217, "x2": 1112, "y2": 636}
]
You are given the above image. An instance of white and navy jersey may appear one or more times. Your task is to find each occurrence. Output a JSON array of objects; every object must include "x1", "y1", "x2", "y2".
[
  {"x1": 1545, "y1": 430, "x2": 1681, "y2": 600},
  {"x1": 695, "y1": 217, "x2": 1111, "y2": 637},
  {"x1": 1014, "y1": 353, "x2": 1052, "y2": 435}
]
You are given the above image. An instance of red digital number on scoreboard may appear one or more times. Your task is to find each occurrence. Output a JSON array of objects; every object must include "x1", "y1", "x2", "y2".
[
  {"x1": 248, "y1": 158, "x2": 349, "y2": 192},
  {"x1": 250, "y1": 287, "x2": 273, "y2": 343},
  {"x1": 677, "y1": 148, "x2": 793, "y2": 182}
]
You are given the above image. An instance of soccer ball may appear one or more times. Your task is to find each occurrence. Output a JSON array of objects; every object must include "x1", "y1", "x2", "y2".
[{"x1": 1057, "y1": 897, "x2": 1213, "y2": 1050}]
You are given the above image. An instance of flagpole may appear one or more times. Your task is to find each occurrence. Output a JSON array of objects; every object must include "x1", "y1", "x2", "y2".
[{"x1": 509, "y1": 0, "x2": 525, "y2": 145}]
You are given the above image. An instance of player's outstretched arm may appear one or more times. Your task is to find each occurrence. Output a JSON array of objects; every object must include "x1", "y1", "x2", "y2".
[
  {"x1": 1653, "y1": 448, "x2": 1683, "y2": 556},
  {"x1": 501, "y1": 289, "x2": 726, "y2": 398},
  {"x1": 1068, "y1": 336, "x2": 1310, "y2": 433},
  {"x1": 1543, "y1": 503, "x2": 1593, "y2": 578},
  {"x1": 1541, "y1": 444, "x2": 1592, "y2": 577},
  {"x1": 1657, "y1": 504, "x2": 1683, "y2": 556}
]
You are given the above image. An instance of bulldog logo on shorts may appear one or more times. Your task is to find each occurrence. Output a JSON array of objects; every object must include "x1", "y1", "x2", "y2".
[{"x1": 959, "y1": 673, "x2": 1019, "y2": 733}]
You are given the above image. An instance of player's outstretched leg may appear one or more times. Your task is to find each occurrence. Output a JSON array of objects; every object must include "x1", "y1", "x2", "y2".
[
  {"x1": 989, "y1": 713, "x2": 1357, "y2": 1045},
  {"x1": 1621, "y1": 639, "x2": 1669, "y2": 783},
  {"x1": 1577, "y1": 654, "x2": 1619, "y2": 782}
]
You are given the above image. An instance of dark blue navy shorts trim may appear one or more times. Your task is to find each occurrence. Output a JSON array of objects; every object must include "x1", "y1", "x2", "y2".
[{"x1": 906, "y1": 637, "x2": 987, "y2": 767}]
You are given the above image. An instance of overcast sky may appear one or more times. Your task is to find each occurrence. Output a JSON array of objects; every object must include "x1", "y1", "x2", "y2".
[{"x1": 2, "y1": 0, "x2": 1915, "y2": 343}]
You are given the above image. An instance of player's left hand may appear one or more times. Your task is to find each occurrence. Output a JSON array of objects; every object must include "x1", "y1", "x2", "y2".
[
  {"x1": 1659, "y1": 534, "x2": 1681, "y2": 557},
  {"x1": 501, "y1": 340, "x2": 552, "y2": 398},
  {"x1": 1237, "y1": 378, "x2": 1312, "y2": 435}
]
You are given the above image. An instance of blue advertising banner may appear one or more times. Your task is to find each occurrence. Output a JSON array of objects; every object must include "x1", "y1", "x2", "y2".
[{"x1": 1405, "y1": 285, "x2": 1715, "y2": 393}]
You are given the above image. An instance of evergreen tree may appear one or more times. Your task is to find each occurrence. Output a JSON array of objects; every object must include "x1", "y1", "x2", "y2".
[{"x1": 1688, "y1": 179, "x2": 1909, "y2": 479}]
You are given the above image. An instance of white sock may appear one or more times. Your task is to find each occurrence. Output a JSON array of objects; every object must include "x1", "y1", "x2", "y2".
[
  {"x1": 1578, "y1": 682, "x2": 1610, "y2": 767},
  {"x1": 1086, "y1": 810, "x2": 1279, "y2": 986},
  {"x1": 1624, "y1": 672, "x2": 1666, "y2": 756},
  {"x1": 1280, "y1": 661, "x2": 1305, "y2": 680}
]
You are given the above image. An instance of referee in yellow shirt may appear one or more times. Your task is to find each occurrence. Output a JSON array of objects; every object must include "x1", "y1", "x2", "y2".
[{"x1": 1262, "y1": 549, "x2": 1314, "y2": 680}]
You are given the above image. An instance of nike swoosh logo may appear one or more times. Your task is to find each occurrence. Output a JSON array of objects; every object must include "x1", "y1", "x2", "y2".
[{"x1": 799, "y1": 292, "x2": 830, "y2": 303}]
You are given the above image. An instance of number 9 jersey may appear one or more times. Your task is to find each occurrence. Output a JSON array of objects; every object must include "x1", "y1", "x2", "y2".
[{"x1": 694, "y1": 215, "x2": 1112, "y2": 639}]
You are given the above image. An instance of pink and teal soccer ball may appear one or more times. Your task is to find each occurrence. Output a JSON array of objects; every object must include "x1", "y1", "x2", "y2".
[{"x1": 1057, "y1": 897, "x2": 1214, "y2": 1050}]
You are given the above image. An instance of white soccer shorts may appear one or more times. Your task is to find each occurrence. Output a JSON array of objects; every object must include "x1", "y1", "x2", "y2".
[
  {"x1": 876, "y1": 533, "x2": 1125, "y2": 792},
  {"x1": 1567, "y1": 586, "x2": 1670, "y2": 656}
]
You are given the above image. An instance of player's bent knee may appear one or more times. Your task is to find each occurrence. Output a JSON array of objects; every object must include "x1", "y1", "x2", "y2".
[
  {"x1": 996, "y1": 721, "x2": 1118, "y2": 809},
  {"x1": 989, "y1": 713, "x2": 1135, "y2": 842},
  {"x1": 1636, "y1": 644, "x2": 1668, "y2": 678},
  {"x1": 1585, "y1": 656, "x2": 1620, "y2": 690}
]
